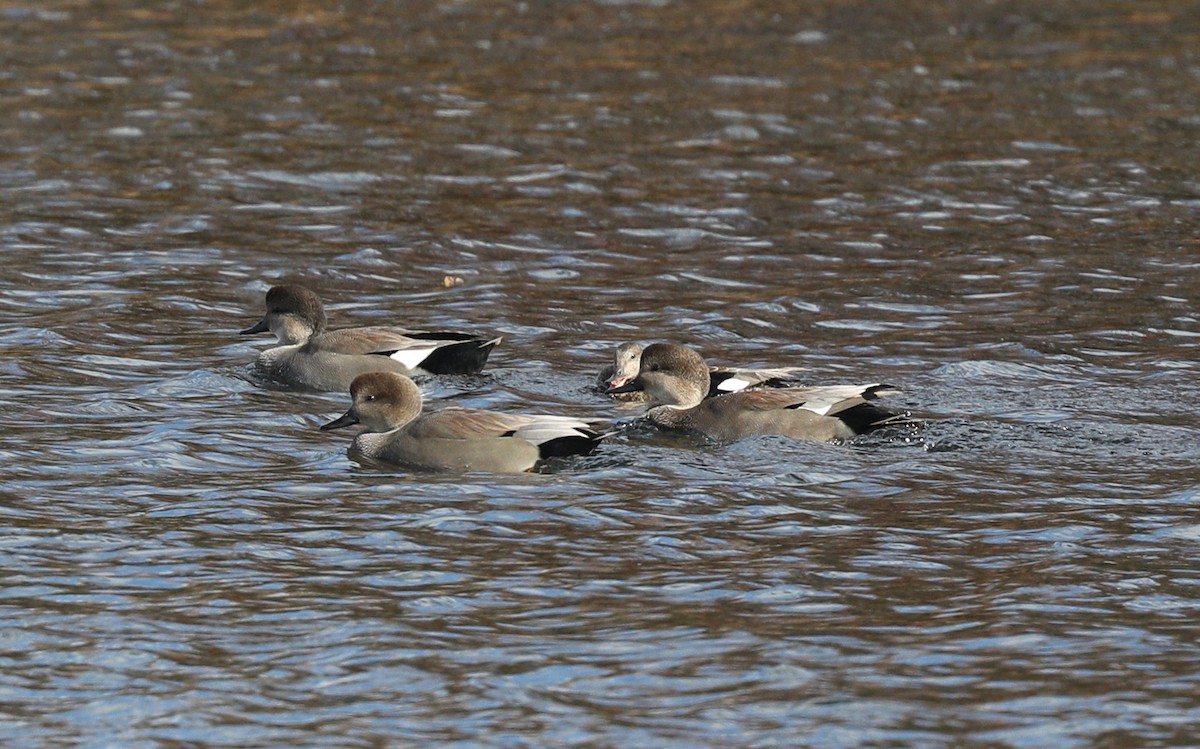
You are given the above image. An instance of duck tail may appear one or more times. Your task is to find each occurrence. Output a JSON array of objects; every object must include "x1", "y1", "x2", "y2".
[{"x1": 418, "y1": 335, "x2": 502, "y2": 375}]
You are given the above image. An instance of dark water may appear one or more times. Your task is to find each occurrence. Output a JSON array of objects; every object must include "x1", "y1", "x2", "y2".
[{"x1": 3, "y1": 1, "x2": 1200, "y2": 746}]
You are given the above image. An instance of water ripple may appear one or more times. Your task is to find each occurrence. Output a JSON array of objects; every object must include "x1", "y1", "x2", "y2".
[{"x1": 2, "y1": 2, "x2": 1200, "y2": 747}]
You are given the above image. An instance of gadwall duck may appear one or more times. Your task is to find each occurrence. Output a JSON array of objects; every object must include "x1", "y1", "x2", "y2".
[
  {"x1": 597, "y1": 342, "x2": 805, "y2": 402},
  {"x1": 241, "y1": 284, "x2": 500, "y2": 391},
  {"x1": 608, "y1": 343, "x2": 907, "y2": 442},
  {"x1": 321, "y1": 372, "x2": 605, "y2": 473}
]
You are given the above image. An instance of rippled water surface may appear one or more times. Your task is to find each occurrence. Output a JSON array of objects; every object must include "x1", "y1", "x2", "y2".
[{"x1": 3, "y1": 1, "x2": 1200, "y2": 746}]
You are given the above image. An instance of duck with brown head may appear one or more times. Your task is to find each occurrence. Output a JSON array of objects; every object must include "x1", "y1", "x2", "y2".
[
  {"x1": 598, "y1": 342, "x2": 805, "y2": 403},
  {"x1": 321, "y1": 372, "x2": 606, "y2": 473},
  {"x1": 240, "y1": 284, "x2": 501, "y2": 391},
  {"x1": 608, "y1": 343, "x2": 909, "y2": 443}
]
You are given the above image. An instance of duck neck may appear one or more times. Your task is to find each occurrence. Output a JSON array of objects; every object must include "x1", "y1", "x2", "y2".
[
  {"x1": 273, "y1": 316, "x2": 316, "y2": 345},
  {"x1": 660, "y1": 384, "x2": 706, "y2": 410},
  {"x1": 647, "y1": 404, "x2": 692, "y2": 429}
]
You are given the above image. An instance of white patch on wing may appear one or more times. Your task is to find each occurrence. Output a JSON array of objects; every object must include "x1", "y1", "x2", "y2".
[
  {"x1": 389, "y1": 346, "x2": 437, "y2": 369},
  {"x1": 718, "y1": 377, "x2": 750, "y2": 392},
  {"x1": 801, "y1": 403, "x2": 835, "y2": 416},
  {"x1": 793, "y1": 384, "x2": 882, "y2": 416},
  {"x1": 512, "y1": 416, "x2": 594, "y2": 445}
]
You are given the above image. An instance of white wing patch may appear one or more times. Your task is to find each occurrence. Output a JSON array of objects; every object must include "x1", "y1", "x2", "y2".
[
  {"x1": 793, "y1": 384, "x2": 883, "y2": 416},
  {"x1": 512, "y1": 416, "x2": 596, "y2": 445},
  {"x1": 389, "y1": 346, "x2": 437, "y2": 369},
  {"x1": 717, "y1": 377, "x2": 750, "y2": 392}
]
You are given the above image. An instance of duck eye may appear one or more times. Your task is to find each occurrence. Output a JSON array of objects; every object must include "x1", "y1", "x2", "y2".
[{"x1": 364, "y1": 394, "x2": 376, "y2": 402}]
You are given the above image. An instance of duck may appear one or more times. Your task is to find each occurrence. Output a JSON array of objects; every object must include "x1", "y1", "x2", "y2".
[
  {"x1": 320, "y1": 372, "x2": 605, "y2": 472},
  {"x1": 240, "y1": 284, "x2": 501, "y2": 391},
  {"x1": 597, "y1": 341, "x2": 805, "y2": 402},
  {"x1": 607, "y1": 343, "x2": 908, "y2": 442}
]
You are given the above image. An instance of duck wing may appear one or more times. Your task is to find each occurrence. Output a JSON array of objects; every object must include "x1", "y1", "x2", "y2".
[
  {"x1": 708, "y1": 365, "x2": 807, "y2": 393},
  {"x1": 726, "y1": 383, "x2": 898, "y2": 416},
  {"x1": 409, "y1": 408, "x2": 531, "y2": 439},
  {"x1": 413, "y1": 409, "x2": 603, "y2": 446},
  {"x1": 308, "y1": 326, "x2": 426, "y2": 355}
]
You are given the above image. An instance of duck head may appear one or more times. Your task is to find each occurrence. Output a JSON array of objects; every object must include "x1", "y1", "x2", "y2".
[
  {"x1": 604, "y1": 342, "x2": 643, "y2": 389},
  {"x1": 241, "y1": 284, "x2": 327, "y2": 345},
  {"x1": 607, "y1": 343, "x2": 710, "y2": 408},
  {"x1": 321, "y1": 371, "x2": 423, "y2": 432}
]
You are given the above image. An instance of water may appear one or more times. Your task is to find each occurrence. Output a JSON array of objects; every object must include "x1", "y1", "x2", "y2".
[{"x1": 3, "y1": 1, "x2": 1200, "y2": 746}]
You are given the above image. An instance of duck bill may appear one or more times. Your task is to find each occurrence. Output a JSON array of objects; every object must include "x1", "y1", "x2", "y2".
[
  {"x1": 606, "y1": 378, "x2": 644, "y2": 395},
  {"x1": 606, "y1": 374, "x2": 633, "y2": 390},
  {"x1": 240, "y1": 317, "x2": 270, "y2": 335},
  {"x1": 320, "y1": 410, "x2": 360, "y2": 431}
]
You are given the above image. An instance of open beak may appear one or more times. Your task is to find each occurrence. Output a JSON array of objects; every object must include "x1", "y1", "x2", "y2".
[
  {"x1": 606, "y1": 378, "x2": 644, "y2": 395},
  {"x1": 240, "y1": 317, "x2": 270, "y2": 335},
  {"x1": 320, "y1": 410, "x2": 360, "y2": 431},
  {"x1": 606, "y1": 374, "x2": 632, "y2": 390}
]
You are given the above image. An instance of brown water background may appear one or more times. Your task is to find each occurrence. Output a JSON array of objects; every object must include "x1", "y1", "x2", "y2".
[{"x1": 3, "y1": 1, "x2": 1200, "y2": 746}]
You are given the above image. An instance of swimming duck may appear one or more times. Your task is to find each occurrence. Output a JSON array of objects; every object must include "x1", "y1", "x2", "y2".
[
  {"x1": 321, "y1": 371, "x2": 605, "y2": 472},
  {"x1": 597, "y1": 341, "x2": 805, "y2": 402},
  {"x1": 608, "y1": 343, "x2": 906, "y2": 442},
  {"x1": 240, "y1": 284, "x2": 500, "y2": 391}
]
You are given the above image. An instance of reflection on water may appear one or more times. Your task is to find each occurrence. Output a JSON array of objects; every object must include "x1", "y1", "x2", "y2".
[{"x1": 2, "y1": 0, "x2": 1200, "y2": 746}]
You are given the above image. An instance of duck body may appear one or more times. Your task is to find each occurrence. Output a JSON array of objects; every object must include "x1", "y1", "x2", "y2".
[
  {"x1": 241, "y1": 284, "x2": 499, "y2": 391},
  {"x1": 322, "y1": 372, "x2": 604, "y2": 473},
  {"x1": 609, "y1": 343, "x2": 905, "y2": 443},
  {"x1": 643, "y1": 384, "x2": 901, "y2": 442}
]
